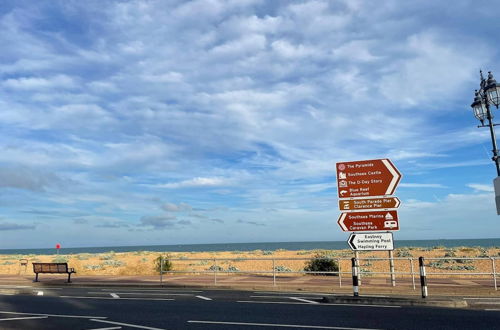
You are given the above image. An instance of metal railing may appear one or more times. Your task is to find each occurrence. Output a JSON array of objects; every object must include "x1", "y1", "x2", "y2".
[
  {"x1": 159, "y1": 256, "x2": 347, "y2": 286},
  {"x1": 158, "y1": 256, "x2": 500, "y2": 291}
]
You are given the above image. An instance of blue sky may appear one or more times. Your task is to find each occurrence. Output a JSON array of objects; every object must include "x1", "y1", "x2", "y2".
[{"x1": 0, "y1": 0, "x2": 499, "y2": 249}]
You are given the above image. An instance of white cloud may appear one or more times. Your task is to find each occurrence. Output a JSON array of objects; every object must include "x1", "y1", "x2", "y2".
[
  {"x1": 399, "y1": 183, "x2": 447, "y2": 189},
  {"x1": 155, "y1": 177, "x2": 232, "y2": 189},
  {"x1": 467, "y1": 184, "x2": 494, "y2": 192},
  {"x1": 2, "y1": 75, "x2": 77, "y2": 90}
]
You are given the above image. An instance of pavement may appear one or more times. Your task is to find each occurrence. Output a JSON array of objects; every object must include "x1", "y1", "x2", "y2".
[{"x1": 3, "y1": 272, "x2": 500, "y2": 301}]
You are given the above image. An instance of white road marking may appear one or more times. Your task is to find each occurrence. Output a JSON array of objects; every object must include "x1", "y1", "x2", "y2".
[
  {"x1": 289, "y1": 297, "x2": 319, "y2": 304},
  {"x1": 89, "y1": 292, "x2": 192, "y2": 296},
  {"x1": 196, "y1": 295, "x2": 212, "y2": 300},
  {"x1": 237, "y1": 301, "x2": 400, "y2": 308},
  {"x1": 465, "y1": 298, "x2": 500, "y2": 300},
  {"x1": 188, "y1": 320, "x2": 381, "y2": 329},
  {"x1": 110, "y1": 293, "x2": 120, "y2": 299},
  {"x1": 60, "y1": 296, "x2": 174, "y2": 301},
  {"x1": 485, "y1": 309, "x2": 500, "y2": 311},
  {"x1": 0, "y1": 311, "x2": 106, "y2": 319},
  {"x1": 0, "y1": 316, "x2": 48, "y2": 322},
  {"x1": 100, "y1": 288, "x2": 202, "y2": 293},
  {"x1": 90, "y1": 318, "x2": 166, "y2": 330},
  {"x1": 470, "y1": 302, "x2": 500, "y2": 305},
  {"x1": 251, "y1": 295, "x2": 321, "y2": 300},
  {"x1": 37, "y1": 291, "x2": 44, "y2": 296},
  {"x1": 254, "y1": 291, "x2": 335, "y2": 296},
  {"x1": 86, "y1": 327, "x2": 122, "y2": 330}
]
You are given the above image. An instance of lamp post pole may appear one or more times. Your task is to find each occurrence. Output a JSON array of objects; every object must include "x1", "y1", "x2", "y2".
[
  {"x1": 484, "y1": 95, "x2": 500, "y2": 176},
  {"x1": 471, "y1": 70, "x2": 500, "y2": 213}
]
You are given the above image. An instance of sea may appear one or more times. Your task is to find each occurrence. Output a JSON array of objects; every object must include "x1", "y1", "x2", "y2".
[{"x1": 1, "y1": 238, "x2": 500, "y2": 255}]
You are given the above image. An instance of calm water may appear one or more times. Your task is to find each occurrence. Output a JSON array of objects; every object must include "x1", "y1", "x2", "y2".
[{"x1": 1, "y1": 238, "x2": 500, "y2": 255}]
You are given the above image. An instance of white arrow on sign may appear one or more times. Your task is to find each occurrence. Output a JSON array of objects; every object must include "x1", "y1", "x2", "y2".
[
  {"x1": 381, "y1": 159, "x2": 401, "y2": 195},
  {"x1": 348, "y1": 232, "x2": 394, "y2": 251}
]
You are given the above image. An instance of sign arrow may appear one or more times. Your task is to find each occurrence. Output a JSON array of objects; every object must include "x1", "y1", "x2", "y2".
[
  {"x1": 337, "y1": 210, "x2": 399, "y2": 232},
  {"x1": 348, "y1": 234, "x2": 356, "y2": 250},
  {"x1": 348, "y1": 232, "x2": 394, "y2": 251},
  {"x1": 339, "y1": 197, "x2": 401, "y2": 211},
  {"x1": 336, "y1": 159, "x2": 402, "y2": 198}
]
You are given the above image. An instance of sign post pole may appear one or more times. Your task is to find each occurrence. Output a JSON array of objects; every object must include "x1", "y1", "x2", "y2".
[
  {"x1": 354, "y1": 250, "x2": 361, "y2": 285},
  {"x1": 388, "y1": 250, "x2": 396, "y2": 287}
]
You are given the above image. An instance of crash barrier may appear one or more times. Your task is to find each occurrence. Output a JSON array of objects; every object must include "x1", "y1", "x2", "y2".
[{"x1": 158, "y1": 256, "x2": 500, "y2": 295}]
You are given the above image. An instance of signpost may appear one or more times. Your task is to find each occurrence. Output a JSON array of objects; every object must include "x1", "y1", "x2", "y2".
[
  {"x1": 336, "y1": 159, "x2": 401, "y2": 198},
  {"x1": 347, "y1": 232, "x2": 394, "y2": 251},
  {"x1": 336, "y1": 158, "x2": 402, "y2": 292},
  {"x1": 337, "y1": 210, "x2": 399, "y2": 232},
  {"x1": 339, "y1": 197, "x2": 400, "y2": 211}
]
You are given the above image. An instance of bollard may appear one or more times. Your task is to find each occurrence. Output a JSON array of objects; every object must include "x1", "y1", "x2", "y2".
[
  {"x1": 419, "y1": 257, "x2": 428, "y2": 298},
  {"x1": 351, "y1": 257, "x2": 359, "y2": 297}
]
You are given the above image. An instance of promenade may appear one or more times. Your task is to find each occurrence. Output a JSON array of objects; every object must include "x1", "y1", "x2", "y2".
[{"x1": 1, "y1": 273, "x2": 499, "y2": 297}]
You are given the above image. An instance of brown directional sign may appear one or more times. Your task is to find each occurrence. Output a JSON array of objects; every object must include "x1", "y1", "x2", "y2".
[
  {"x1": 336, "y1": 159, "x2": 402, "y2": 198},
  {"x1": 339, "y1": 197, "x2": 400, "y2": 211},
  {"x1": 337, "y1": 210, "x2": 399, "y2": 232}
]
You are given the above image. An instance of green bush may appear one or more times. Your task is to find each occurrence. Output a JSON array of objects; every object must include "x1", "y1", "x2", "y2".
[
  {"x1": 102, "y1": 260, "x2": 125, "y2": 267},
  {"x1": 52, "y1": 256, "x2": 68, "y2": 263},
  {"x1": 396, "y1": 249, "x2": 413, "y2": 257},
  {"x1": 207, "y1": 265, "x2": 224, "y2": 272},
  {"x1": 155, "y1": 255, "x2": 173, "y2": 273},
  {"x1": 303, "y1": 255, "x2": 339, "y2": 276},
  {"x1": 274, "y1": 265, "x2": 292, "y2": 272}
]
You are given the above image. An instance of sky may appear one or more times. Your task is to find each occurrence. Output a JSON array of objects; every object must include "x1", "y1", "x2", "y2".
[{"x1": 0, "y1": 0, "x2": 499, "y2": 249}]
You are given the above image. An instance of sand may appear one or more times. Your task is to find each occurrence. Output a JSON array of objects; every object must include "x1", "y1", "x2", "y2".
[{"x1": 2, "y1": 246, "x2": 499, "y2": 277}]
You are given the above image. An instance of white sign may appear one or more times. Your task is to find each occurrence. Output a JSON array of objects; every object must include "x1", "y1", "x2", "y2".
[{"x1": 347, "y1": 232, "x2": 394, "y2": 251}]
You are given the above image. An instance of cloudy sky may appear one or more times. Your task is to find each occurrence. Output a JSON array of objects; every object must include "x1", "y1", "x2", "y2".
[{"x1": 0, "y1": 0, "x2": 499, "y2": 249}]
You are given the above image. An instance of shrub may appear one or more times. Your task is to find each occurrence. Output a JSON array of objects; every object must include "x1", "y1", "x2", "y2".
[
  {"x1": 262, "y1": 251, "x2": 274, "y2": 255},
  {"x1": 304, "y1": 255, "x2": 339, "y2": 276},
  {"x1": 207, "y1": 265, "x2": 224, "y2": 272},
  {"x1": 1, "y1": 261, "x2": 14, "y2": 265},
  {"x1": 100, "y1": 254, "x2": 114, "y2": 260},
  {"x1": 85, "y1": 265, "x2": 103, "y2": 271},
  {"x1": 227, "y1": 265, "x2": 239, "y2": 272},
  {"x1": 443, "y1": 250, "x2": 456, "y2": 258},
  {"x1": 274, "y1": 265, "x2": 292, "y2": 272},
  {"x1": 155, "y1": 255, "x2": 173, "y2": 273},
  {"x1": 396, "y1": 249, "x2": 413, "y2": 257},
  {"x1": 102, "y1": 260, "x2": 125, "y2": 267},
  {"x1": 52, "y1": 256, "x2": 68, "y2": 263}
]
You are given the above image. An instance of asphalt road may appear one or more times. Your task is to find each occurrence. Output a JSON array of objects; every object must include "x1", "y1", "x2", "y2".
[{"x1": 0, "y1": 286, "x2": 498, "y2": 329}]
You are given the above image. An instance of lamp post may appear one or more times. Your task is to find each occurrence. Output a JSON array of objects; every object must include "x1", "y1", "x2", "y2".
[{"x1": 471, "y1": 70, "x2": 500, "y2": 213}]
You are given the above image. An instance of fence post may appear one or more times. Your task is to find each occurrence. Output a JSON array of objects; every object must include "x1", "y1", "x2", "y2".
[
  {"x1": 352, "y1": 257, "x2": 359, "y2": 297},
  {"x1": 389, "y1": 250, "x2": 396, "y2": 287},
  {"x1": 338, "y1": 258, "x2": 342, "y2": 287},
  {"x1": 419, "y1": 257, "x2": 428, "y2": 298},
  {"x1": 214, "y1": 258, "x2": 217, "y2": 285},
  {"x1": 491, "y1": 257, "x2": 498, "y2": 291},
  {"x1": 410, "y1": 258, "x2": 415, "y2": 291},
  {"x1": 273, "y1": 258, "x2": 276, "y2": 286},
  {"x1": 160, "y1": 255, "x2": 163, "y2": 286}
]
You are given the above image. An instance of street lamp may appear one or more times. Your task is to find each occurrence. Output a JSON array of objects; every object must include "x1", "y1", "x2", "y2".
[{"x1": 471, "y1": 70, "x2": 500, "y2": 214}]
